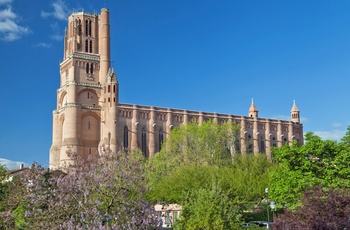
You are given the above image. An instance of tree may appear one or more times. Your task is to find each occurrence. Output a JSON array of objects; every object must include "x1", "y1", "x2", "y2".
[
  {"x1": 175, "y1": 180, "x2": 243, "y2": 230},
  {"x1": 0, "y1": 150, "x2": 158, "y2": 229},
  {"x1": 270, "y1": 130, "x2": 350, "y2": 209},
  {"x1": 146, "y1": 120, "x2": 273, "y2": 227},
  {"x1": 273, "y1": 186, "x2": 350, "y2": 230},
  {"x1": 147, "y1": 120, "x2": 241, "y2": 202}
]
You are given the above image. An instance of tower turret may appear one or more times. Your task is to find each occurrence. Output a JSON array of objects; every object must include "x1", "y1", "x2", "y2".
[
  {"x1": 248, "y1": 99, "x2": 258, "y2": 118},
  {"x1": 291, "y1": 100, "x2": 300, "y2": 123}
]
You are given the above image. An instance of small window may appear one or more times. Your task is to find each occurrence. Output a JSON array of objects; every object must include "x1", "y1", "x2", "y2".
[
  {"x1": 113, "y1": 85, "x2": 116, "y2": 93},
  {"x1": 90, "y1": 63, "x2": 93, "y2": 74},
  {"x1": 108, "y1": 85, "x2": 111, "y2": 93},
  {"x1": 89, "y1": 40, "x2": 92, "y2": 53},
  {"x1": 85, "y1": 39, "x2": 88, "y2": 52},
  {"x1": 86, "y1": 63, "x2": 89, "y2": 74},
  {"x1": 89, "y1": 20, "x2": 92, "y2": 36}
]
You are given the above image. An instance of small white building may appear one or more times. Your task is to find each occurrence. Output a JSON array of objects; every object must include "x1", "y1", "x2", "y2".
[{"x1": 155, "y1": 204, "x2": 182, "y2": 228}]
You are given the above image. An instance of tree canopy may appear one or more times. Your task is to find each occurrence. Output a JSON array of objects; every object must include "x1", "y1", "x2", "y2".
[
  {"x1": 270, "y1": 128, "x2": 350, "y2": 209},
  {"x1": 0, "y1": 151, "x2": 157, "y2": 229}
]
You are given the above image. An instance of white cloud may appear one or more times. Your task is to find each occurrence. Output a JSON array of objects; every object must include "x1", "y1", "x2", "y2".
[
  {"x1": 41, "y1": 0, "x2": 68, "y2": 21},
  {"x1": 0, "y1": 158, "x2": 28, "y2": 170},
  {"x1": 49, "y1": 22, "x2": 63, "y2": 40},
  {"x1": 0, "y1": 6, "x2": 30, "y2": 41},
  {"x1": 33, "y1": 42, "x2": 52, "y2": 48},
  {"x1": 314, "y1": 129, "x2": 346, "y2": 141},
  {"x1": 0, "y1": 0, "x2": 12, "y2": 6}
]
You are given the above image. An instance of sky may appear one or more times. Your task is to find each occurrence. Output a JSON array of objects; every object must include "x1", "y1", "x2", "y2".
[{"x1": 1, "y1": 0, "x2": 350, "y2": 169}]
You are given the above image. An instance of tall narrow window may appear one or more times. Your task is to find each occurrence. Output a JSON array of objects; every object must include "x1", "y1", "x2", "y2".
[
  {"x1": 88, "y1": 121, "x2": 90, "y2": 130},
  {"x1": 89, "y1": 40, "x2": 92, "y2": 53},
  {"x1": 108, "y1": 85, "x2": 111, "y2": 93},
  {"x1": 89, "y1": 20, "x2": 92, "y2": 36},
  {"x1": 259, "y1": 135, "x2": 265, "y2": 153},
  {"x1": 90, "y1": 63, "x2": 93, "y2": 74},
  {"x1": 85, "y1": 20, "x2": 88, "y2": 35},
  {"x1": 123, "y1": 126, "x2": 128, "y2": 150},
  {"x1": 159, "y1": 128, "x2": 164, "y2": 151},
  {"x1": 113, "y1": 85, "x2": 116, "y2": 93},
  {"x1": 85, "y1": 39, "x2": 88, "y2": 52},
  {"x1": 142, "y1": 127, "x2": 147, "y2": 156},
  {"x1": 247, "y1": 134, "x2": 253, "y2": 153},
  {"x1": 86, "y1": 63, "x2": 89, "y2": 74}
]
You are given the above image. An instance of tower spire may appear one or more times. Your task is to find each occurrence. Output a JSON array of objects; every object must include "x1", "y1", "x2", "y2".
[
  {"x1": 291, "y1": 100, "x2": 300, "y2": 123},
  {"x1": 248, "y1": 98, "x2": 258, "y2": 118}
]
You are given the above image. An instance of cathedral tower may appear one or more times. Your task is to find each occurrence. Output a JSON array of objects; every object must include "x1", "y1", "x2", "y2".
[{"x1": 50, "y1": 9, "x2": 118, "y2": 169}]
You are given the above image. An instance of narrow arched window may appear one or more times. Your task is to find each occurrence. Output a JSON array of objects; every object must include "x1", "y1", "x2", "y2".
[
  {"x1": 89, "y1": 20, "x2": 92, "y2": 36},
  {"x1": 247, "y1": 134, "x2": 253, "y2": 153},
  {"x1": 89, "y1": 40, "x2": 92, "y2": 53},
  {"x1": 90, "y1": 63, "x2": 93, "y2": 74},
  {"x1": 86, "y1": 63, "x2": 89, "y2": 74},
  {"x1": 113, "y1": 85, "x2": 116, "y2": 93},
  {"x1": 142, "y1": 127, "x2": 147, "y2": 156},
  {"x1": 159, "y1": 128, "x2": 164, "y2": 151},
  {"x1": 124, "y1": 126, "x2": 128, "y2": 150},
  {"x1": 260, "y1": 135, "x2": 265, "y2": 153},
  {"x1": 85, "y1": 20, "x2": 88, "y2": 35},
  {"x1": 108, "y1": 85, "x2": 110, "y2": 93},
  {"x1": 85, "y1": 39, "x2": 88, "y2": 52}
]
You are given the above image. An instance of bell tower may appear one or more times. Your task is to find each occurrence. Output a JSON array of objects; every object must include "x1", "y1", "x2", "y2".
[{"x1": 50, "y1": 8, "x2": 117, "y2": 169}]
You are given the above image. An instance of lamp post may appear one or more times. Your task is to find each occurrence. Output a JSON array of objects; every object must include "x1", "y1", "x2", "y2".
[
  {"x1": 270, "y1": 201, "x2": 276, "y2": 221},
  {"x1": 265, "y1": 188, "x2": 269, "y2": 223}
]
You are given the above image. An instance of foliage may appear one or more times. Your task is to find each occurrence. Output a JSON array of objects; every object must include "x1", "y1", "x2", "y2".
[
  {"x1": 270, "y1": 130, "x2": 350, "y2": 209},
  {"x1": 175, "y1": 180, "x2": 243, "y2": 230},
  {"x1": 273, "y1": 186, "x2": 350, "y2": 230},
  {"x1": 0, "y1": 150, "x2": 158, "y2": 229},
  {"x1": 147, "y1": 121, "x2": 273, "y2": 205}
]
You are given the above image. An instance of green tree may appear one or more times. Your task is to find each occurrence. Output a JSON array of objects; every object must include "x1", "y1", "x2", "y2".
[
  {"x1": 175, "y1": 180, "x2": 243, "y2": 230},
  {"x1": 270, "y1": 130, "x2": 350, "y2": 209},
  {"x1": 147, "y1": 120, "x2": 274, "y2": 226}
]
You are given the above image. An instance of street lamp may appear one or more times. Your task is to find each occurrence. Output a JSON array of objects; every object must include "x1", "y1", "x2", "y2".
[
  {"x1": 265, "y1": 188, "x2": 269, "y2": 223},
  {"x1": 270, "y1": 201, "x2": 276, "y2": 221}
]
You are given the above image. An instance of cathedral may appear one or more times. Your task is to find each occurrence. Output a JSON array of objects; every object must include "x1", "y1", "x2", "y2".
[{"x1": 49, "y1": 8, "x2": 303, "y2": 169}]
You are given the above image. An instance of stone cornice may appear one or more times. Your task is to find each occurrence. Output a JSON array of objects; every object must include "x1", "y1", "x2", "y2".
[
  {"x1": 57, "y1": 81, "x2": 102, "y2": 93},
  {"x1": 54, "y1": 103, "x2": 102, "y2": 113},
  {"x1": 60, "y1": 53, "x2": 100, "y2": 66}
]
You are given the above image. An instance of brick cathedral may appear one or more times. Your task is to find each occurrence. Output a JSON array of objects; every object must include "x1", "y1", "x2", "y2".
[{"x1": 49, "y1": 9, "x2": 303, "y2": 169}]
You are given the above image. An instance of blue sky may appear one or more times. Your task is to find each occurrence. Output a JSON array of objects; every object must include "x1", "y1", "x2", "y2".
[{"x1": 1, "y1": 0, "x2": 350, "y2": 169}]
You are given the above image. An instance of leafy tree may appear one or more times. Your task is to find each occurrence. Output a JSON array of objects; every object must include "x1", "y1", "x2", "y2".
[
  {"x1": 175, "y1": 180, "x2": 243, "y2": 230},
  {"x1": 147, "y1": 120, "x2": 273, "y2": 227},
  {"x1": 147, "y1": 120, "x2": 273, "y2": 204},
  {"x1": 273, "y1": 186, "x2": 350, "y2": 230},
  {"x1": 0, "y1": 150, "x2": 158, "y2": 229},
  {"x1": 270, "y1": 130, "x2": 350, "y2": 209}
]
